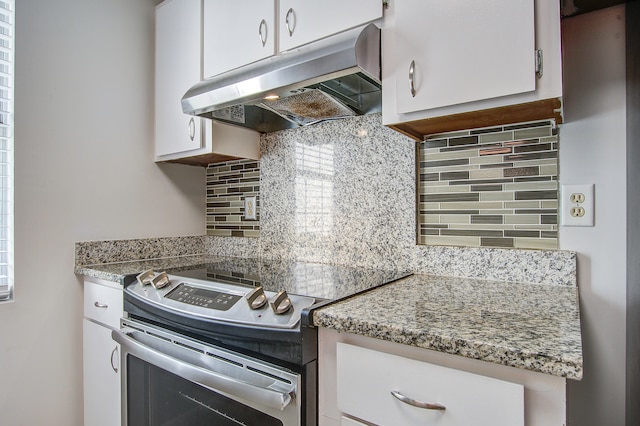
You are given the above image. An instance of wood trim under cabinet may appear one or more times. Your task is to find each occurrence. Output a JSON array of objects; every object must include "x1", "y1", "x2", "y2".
[
  {"x1": 162, "y1": 153, "x2": 244, "y2": 167},
  {"x1": 387, "y1": 98, "x2": 563, "y2": 141}
]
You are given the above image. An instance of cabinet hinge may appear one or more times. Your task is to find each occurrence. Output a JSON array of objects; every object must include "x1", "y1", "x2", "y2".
[
  {"x1": 383, "y1": 0, "x2": 389, "y2": 10},
  {"x1": 535, "y1": 49, "x2": 543, "y2": 78}
]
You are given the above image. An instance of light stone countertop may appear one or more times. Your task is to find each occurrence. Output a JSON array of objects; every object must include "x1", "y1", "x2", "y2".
[
  {"x1": 77, "y1": 254, "x2": 582, "y2": 379},
  {"x1": 75, "y1": 254, "x2": 208, "y2": 285},
  {"x1": 312, "y1": 274, "x2": 583, "y2": 380}
]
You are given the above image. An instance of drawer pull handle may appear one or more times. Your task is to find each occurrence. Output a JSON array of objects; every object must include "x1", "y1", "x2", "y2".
[
  {"x1": 94, "y1": 302, "x2": 108, "y2": 309},
  {"x1": 188, "y1": 117, "x2": 196, "y2": 141},
  {"x1": 258, "y1": 18, "x2": 267, "y2": 47},
  {"x1": 285, "y1": 8, "x2": 295, "y2": 37},
  {"x1": 391, "y1": 390, "x2": 446, "y2": 411},
  {"x1": 408, "y1": 60, "x2": 416, "y2": 97},
  {"x1": 110, "y1": 346, "x2": 119, "y2": 373}
]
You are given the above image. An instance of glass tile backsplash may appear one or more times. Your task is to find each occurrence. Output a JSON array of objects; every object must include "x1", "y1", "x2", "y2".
[
  {"x1": 206, "y1": 159, "x2": 260, "y2": 238},
  {"x1": 418, "y1": 121, "x2": 558, "y2": 250}
]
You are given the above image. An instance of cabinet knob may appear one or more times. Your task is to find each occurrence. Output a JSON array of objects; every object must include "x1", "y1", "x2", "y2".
[
  {"x1": 391, "y1": 390, "x2": 446, "y2": 411},
  {"x1": 285, "y1": 8, "x2": 296, "y2": 37},
  {"x1": 409, "y1": 60, "x2": 416, "y2": 98},
  {"x1": 259, "y1": 19, "x2": 268, "y2": 47},
  {"x1": 188, "y1": 117, "x2": 195, "y2": 141}
]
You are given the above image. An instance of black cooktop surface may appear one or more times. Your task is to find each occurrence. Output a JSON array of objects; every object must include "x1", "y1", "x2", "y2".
[{"x1": 167, "y1": 257, "x2": 411, "y2": 302}]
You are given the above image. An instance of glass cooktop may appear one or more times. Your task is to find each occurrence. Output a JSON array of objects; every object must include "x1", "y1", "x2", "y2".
[{"x1": 167, "y1": 257, "x2": 411, "y2": 302}]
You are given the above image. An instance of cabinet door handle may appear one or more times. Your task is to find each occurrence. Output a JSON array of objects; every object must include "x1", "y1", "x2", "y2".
[
  {"x1": 258, "y1": 19, "x2": 267, "y2": 47},
  {"x1": 94, "y1": 301, "x2": 108, "y2": 309},
  {"x1": 110, "y1": 346, "x2": 119, "y2": 373},
  {"x1": 285, "y1": 8, "x2": 295, "y2": 37},
  {"x1": 409, "y1": 60, "x2": 416, "y2": 98},
  {"x1": 391, "y1": 390, "x2": 446, "y2": 411},
  {"x1": 188, "y1": 117, "x2": 195, "y2": 141}
]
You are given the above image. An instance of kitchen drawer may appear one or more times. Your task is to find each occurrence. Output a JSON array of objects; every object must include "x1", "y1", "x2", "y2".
[
  {"x1": 336, "y1": 343, "x2": 524, "y2": 426},
  {"x1": 84, "y1": 280, "x2": 123, "y2": 329}
]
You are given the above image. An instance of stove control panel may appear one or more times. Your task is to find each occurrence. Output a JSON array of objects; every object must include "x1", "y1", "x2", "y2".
[
  {"x1": 125, "y1": 274, "x2": 317, "y2": 329},
  {"x1": 165, "y1": 283, "x2": 241, "y2": 311}
]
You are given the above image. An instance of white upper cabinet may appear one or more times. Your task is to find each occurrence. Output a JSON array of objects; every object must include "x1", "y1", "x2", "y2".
[
  {"x1": 278, "y1": 0, "x2": 382, "y2": 52},
  {"x1": 155, "y1": 0, "x2": 203, "y2": 158},
  {"x1": 382, "y1": 0, "x2": 563, "y2": 138},
  {"x1": 155, "y1": 0, "x2": 260, "y2": 165},
  {"x1": 395, "y1": 0, "x2": 535, "y2": 114},
  {"x1": 203, "y1": 0, "x2": 276, "y2": 79}
]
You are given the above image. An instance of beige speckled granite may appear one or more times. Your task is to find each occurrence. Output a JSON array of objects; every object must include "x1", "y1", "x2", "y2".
[
  {"x1": 75, "y1": 254, "x2": 208, "y2": 285},
  {"x1": 205, "y1": 236, "x2": 261, "y2": 258},
  {"x1": 75, "y1": 236, "x2": 205, "y2": 267},
  {"x1": 259, "y1": 113, "x2": 416, "y2": 272},
  {"x1": 414, "y1": 246, "x2": 577, "y2": 286},
  {"x1": 313, "y1": 274, "x2": 583, "y2": 379}
]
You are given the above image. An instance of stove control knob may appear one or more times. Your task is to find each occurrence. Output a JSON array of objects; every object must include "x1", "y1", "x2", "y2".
[
  {"x1": 136, "y1": 269, "x2": 155, "y2": 286},
  {"x1": 246, "y1": 286, "x2": 267, "y2": 310},
  {"x1": 151, "y1": 272, "x2": 170, "y2": 289},
  {"x1": 270, "y1": 290, "x2": 293, "y2": 315}
]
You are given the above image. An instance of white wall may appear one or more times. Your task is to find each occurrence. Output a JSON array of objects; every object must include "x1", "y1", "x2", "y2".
[
  {"x1": 0, "y1": 0, "x2": 205, "y2": 424},
  {"x1": 559, "y1": 6, "x2": 628, "y2": 425}
]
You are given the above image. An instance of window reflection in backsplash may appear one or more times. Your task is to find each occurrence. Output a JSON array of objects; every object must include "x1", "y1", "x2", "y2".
[
  {"x1": 418, "y1": 121, "x2": 558, "y2": 250},
  {"x1": 295, "y1": 141, "x2": 334, "y2": 236}
]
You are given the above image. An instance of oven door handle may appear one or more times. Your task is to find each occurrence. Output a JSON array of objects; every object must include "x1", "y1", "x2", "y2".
[{"x1": 112, "y1": 329, "x2": 293, "y2": 411}]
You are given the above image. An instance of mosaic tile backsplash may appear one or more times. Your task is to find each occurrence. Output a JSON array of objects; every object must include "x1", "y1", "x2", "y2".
[
  {"x1": 206, "y1": 159, "x2": 260, "y2": 238},
  {"x1": 418, "y1": 121, "x2": 558, "y2": 250}
]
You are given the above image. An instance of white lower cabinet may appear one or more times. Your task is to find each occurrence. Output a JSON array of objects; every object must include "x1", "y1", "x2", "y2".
[
  {"x1": 83, "y1": 319, "x2": 120, "y2": 426},
  {"x1": 83, "y1": 279, "x2": 122, "y2": 426},
  {"x1": 337, "y1": 343, "x2": 523, "y2": 426},
  {"x1": 319, "y1": 328, "x2": 566, "y2": 426}
]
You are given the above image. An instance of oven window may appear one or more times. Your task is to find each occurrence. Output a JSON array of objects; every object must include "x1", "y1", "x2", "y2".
[{"x1": 127, "y1": 355, "x2": 283, "y2": 426}]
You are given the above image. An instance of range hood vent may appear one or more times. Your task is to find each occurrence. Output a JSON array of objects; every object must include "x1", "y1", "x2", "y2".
[{"x1": 182, "y1": 23, "x2": 381, "y2": 133}]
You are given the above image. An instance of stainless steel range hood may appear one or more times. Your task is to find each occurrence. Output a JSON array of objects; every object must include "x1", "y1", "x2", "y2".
[{"x1": 181, "y1": 23, "x2": 381, "y2": 133}]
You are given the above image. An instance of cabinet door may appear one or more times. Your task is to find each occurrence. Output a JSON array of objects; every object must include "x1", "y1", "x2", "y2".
[
  {"x1": 278, "y1": 0, "x2": 382, "y2": 52},
  {"x1": 83, "y1": 319, "x2": 121, "y2": 426},
  {"x1": 395, "y1": 0, "x2": 536, "y2": 114},
  {"x1": 155, "y1": 0, "x2": 203, "y2": 157},
  {"x1": 337, "y1": 343, "x2": 524, "y2": 426},
  {"x1": 204, "y1": 0, "x2": 276, "y2": 78}
]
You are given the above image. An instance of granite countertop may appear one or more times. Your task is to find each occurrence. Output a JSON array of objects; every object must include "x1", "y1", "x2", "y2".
[
  {"x1": 77, "y1": 255, "x2": 582, "y2": 380},
  {"x1": 75, "y1": 254, "x2": 209, "y2": 285},
  {"x1": 313, "y1": 274, "x2": 583, "y2": 380}
]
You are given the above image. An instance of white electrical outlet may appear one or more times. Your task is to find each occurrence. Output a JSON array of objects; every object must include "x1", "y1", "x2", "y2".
[
  {"x1": 561, "y1": 184, "x2": 594, "y2": 227},
  {"x1": 244, "y1": 196, "x2": 257, "y2": 220}
]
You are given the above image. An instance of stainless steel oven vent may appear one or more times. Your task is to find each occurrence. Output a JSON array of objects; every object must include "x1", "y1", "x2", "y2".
[
  {"x1": 181, "y1": 23, "x2": 381, "y2": 133},
  {"x1": 258, "y1": 88, "x2": 356, "y2": 126}
]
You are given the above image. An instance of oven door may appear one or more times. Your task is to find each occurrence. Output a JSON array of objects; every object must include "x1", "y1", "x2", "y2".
[{"x1": 112, "y1": 321, "x2": 301, "y2": 426}]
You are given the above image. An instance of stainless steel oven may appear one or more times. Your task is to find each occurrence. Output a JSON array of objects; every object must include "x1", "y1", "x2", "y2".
[
  {"x1": 114, "y1": 320, "x2": 301, "y2": 426},
  {"x1": 115, "y1": 257, "x2": 409, "y2": 426}
]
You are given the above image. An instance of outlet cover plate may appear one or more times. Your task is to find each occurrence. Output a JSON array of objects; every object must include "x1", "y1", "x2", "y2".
[
  {"x1": 244, "y1": 196, "x2": 257, "y2": 220},
  {"x1": 561, "y1": 184, "x2": 594, "y2": 227}
]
